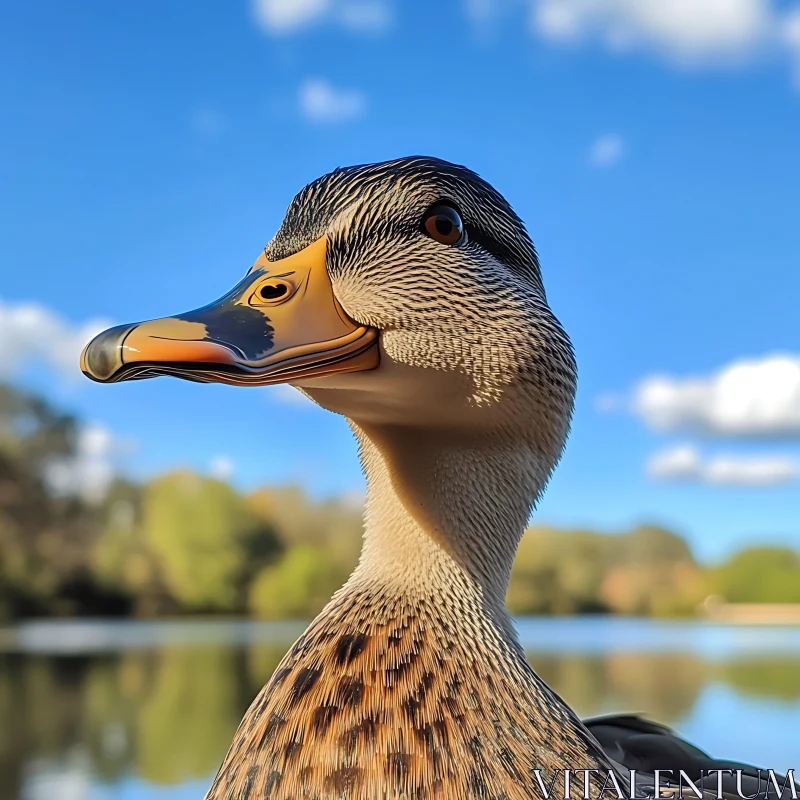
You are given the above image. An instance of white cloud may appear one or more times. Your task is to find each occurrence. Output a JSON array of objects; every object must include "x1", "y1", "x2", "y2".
[
  {"x1": 605, "y1": 355, "x2": 800, "y2": 483},
  {"x1": 588, "y1": 133, "x2": 624, "y2": 167},
  {"x1": 704, "y1": 454, "x2": 800, "y2": 485},
  {"x1": 0, "y1": 299, "x2": 110, "y2": 382},
  {"x1": 647, "y1": 443, "x2": 702, "y2": 480},
  {"x1": 253, "y1": 0, "x2": 392, "y2": 34},
  {"x1": 647, "y1": 443, "x2": 800, "y2": 486},
  {"x1": 44, "y1": 424, "x2": 136, "y2": 503},
  {"x1": 458, "y1": 0, "x2": 792, "y2": 84},
  {"x1": 254, "y1": 0, "x2": 329, "y2": 32},
  {"x1": 0, "y1": 299, "x2": 132, "y2": 503},
  {"x1": 629, "y1": 355, "x2": 800, "y2": 438},
  {"x1": 784, "y1": 7, "x2": 800, "y2": 87},
  {"x1": 209, "y1": 455, "x2": 235, "y2": 481},
  {"x1": 533, "y1": 0, "x2": 777, "y2": 63},
  {"x1": 298, "y1": 79, "x2": 366, "y2": 123}
]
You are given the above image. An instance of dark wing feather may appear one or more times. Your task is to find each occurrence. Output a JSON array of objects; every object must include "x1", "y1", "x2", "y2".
[{"x1": 584, "y1": 714, "x2": 798, "y2": 799}]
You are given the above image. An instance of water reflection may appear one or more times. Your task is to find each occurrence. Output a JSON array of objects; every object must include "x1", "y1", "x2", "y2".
[{"x1": 1, "y1": 619, "x2": 798, "y2": 800}]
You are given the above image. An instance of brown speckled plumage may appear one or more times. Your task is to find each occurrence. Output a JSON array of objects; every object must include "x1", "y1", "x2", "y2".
[{"x1": 207, "y1": 584, "x2": 611, "y2": 800}]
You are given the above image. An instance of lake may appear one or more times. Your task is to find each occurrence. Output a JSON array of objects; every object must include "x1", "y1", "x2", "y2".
[{"x1": 1, "y1": 617, "x2": 798, "y2": 800}]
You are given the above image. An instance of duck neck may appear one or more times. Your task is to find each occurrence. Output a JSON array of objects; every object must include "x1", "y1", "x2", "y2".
[
  {"x1": 204, "y1": 419, "x2": 614, "y2": 800},
  {"x1": 346, "y1": 421, "x2": 550, "y2": 617}
]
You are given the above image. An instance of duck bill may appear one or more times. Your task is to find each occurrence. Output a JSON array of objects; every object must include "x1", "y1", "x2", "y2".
[{"x1": 80, "y1": 236, "x2": 379, "y2": 386}]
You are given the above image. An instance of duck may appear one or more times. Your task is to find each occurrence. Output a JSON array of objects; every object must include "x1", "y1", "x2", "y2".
[{"x1": 81, "y1": 157, "x2": 796, "y2": 800}]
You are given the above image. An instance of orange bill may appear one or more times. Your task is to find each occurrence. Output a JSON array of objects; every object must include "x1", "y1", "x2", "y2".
[{"x1": 80, "y1": 236, "x2": 379, "y2": 386}]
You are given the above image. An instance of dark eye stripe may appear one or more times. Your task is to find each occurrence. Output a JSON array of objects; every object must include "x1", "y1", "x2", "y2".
[{"x1": 465, "y1": 223, "x2": 525, "y2": 270}]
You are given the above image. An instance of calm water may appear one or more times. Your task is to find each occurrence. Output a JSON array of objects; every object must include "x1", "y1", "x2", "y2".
[{"x1": 1, "y1": 617, "x2": 798, "y2": 800}]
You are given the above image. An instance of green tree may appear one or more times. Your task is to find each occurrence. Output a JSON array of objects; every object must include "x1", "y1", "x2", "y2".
[
  {"x1": 142, "y1": 471, "x2": 280, "y2": 612},
  {"x1": 250, "y1": 545, "x2": 347, "y2": 619},
  {"x1": 508, "y1": 524, "x2": 704, "y2": 616},
  {"x1": 712, "y1": 546, "x2": 800, "y2": 604},
  {"x1": 0, "y1": 384, "x2": 100, "y2": 617},
  {"x1": 615, "y1": 524, "x2": 695, "y2": 565},
  {"x1": 248, "y1": 484, "x2": 362, "y2": 567},
  {"x1": 509, "y1": 527, "x2": 611, "y2": 614}
]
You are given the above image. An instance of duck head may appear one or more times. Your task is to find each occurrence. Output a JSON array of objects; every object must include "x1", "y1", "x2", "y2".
[{"x1": 82, "y1": 156, "x2": 575, "y2": 461}]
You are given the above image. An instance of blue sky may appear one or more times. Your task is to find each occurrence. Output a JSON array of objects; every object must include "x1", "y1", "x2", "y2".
[{"x1": 2, "y1": 0, "x2": 800, "y2": 561}]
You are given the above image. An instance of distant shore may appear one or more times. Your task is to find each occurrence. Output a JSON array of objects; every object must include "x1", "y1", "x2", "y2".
[
  {"x1": 701, "y1": 598, "x2": 800, "y2": 625},
  {"x1": 3, "y1": 615, "x2": 800, "y2": 657}
]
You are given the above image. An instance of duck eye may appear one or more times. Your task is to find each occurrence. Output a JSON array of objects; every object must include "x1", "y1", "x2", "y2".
[
  {"x1": 254, "y1": 279, "x2": 294, "y2": 305},
  {"x1": 423, "y1": 204, "x2": 464, "y2": 245}
]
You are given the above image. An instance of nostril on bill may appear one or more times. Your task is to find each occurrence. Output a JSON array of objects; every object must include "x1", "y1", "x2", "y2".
[{"x1": 81, "y1": 323, "x2": 138, "y2": 381}]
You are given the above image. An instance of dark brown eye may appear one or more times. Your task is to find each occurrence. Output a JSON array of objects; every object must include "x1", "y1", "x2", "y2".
[{"x1": 423, "y1": 204, "x2": 464, "y2": 245}]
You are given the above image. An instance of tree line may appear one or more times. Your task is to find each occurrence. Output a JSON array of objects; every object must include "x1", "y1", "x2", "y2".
[{"x1": 1, "y1": 383, "x2": 799, "y2": 621}]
